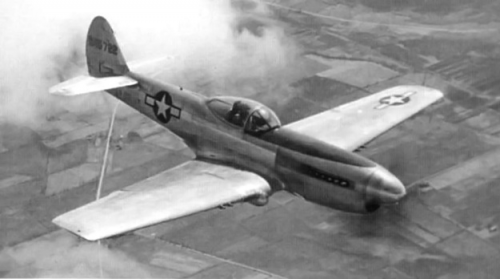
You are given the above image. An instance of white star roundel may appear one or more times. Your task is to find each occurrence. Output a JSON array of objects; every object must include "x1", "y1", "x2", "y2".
[{"x1": 375, "y1": 91, "x2": 416, "y2": 110}]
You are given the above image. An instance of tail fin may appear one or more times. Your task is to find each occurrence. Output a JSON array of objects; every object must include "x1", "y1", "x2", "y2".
[
  {"x1": 86, "y1": 16, "x2": 129, "y2": 77},
  {"x1": 49, "y1": 16, "x2": 137, "y2": 96}
]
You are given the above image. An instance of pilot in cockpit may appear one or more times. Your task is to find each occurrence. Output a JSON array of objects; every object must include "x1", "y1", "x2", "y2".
[
  {"x1": 247, "y1": 108, "x2": 271, "y2": 133},
  {"x1": 227, "y1": 101, "x2": 251, "y2": 126}
]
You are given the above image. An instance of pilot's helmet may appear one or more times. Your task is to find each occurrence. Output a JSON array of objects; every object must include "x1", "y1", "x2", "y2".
[{"x1": 233, "y1": 101, "x2": 243, "y2": 110}]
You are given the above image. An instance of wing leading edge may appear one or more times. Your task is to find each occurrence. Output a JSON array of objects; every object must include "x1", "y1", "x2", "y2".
[
  {"x1": 285, "y1": 85, "x2": 443, "y2": 151},
  {"x1": 53, "y1": 161, "x2": 271, "y2": 241}
]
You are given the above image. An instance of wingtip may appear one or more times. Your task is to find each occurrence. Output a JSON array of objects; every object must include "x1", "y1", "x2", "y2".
[
  {"x1": 49, "y1": 87, "x2": 70, "y2": 96},
  {"x1": 436, "y1": 89, "x2": 445, "y2": 98},
  {"x1": 428, "y1": 87, "x2": 445, "y2": 102},
  {"x1": 406, "y1": 85, "x2": 444, "y2": 100},
  {"x1": 52, "y1": 214, "x2": 99, "y2": 241}
]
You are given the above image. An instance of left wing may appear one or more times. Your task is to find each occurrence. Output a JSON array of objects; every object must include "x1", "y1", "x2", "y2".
[
  {"x1": 285, "y1": 85, "x2": 443, "y2": 151},
  {"x1": 53, "y1": 161, "x2": 270, "y2": 241}
]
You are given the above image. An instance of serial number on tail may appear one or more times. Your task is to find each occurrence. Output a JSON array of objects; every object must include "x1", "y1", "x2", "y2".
[{"x1": 88, "y1": 35, "x2": 118, "y2": 55}]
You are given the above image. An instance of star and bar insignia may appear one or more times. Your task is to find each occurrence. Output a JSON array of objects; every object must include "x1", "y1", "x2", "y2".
[{"x1": 144, "y1": 90, "x2": 181, "y2": 124}]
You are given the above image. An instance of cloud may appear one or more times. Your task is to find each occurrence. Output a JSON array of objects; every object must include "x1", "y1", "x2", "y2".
[
  {"x1": 0, "y1": 231, "x2": 151, "y2": 278},
  {"x1": 0, "y1": 0, "x2": 300, "y2": 127}
]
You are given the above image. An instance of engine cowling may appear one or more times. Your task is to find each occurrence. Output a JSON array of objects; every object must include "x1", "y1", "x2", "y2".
[{"x1": 295, "y1": 177, "x2": 381, "y2": 214}]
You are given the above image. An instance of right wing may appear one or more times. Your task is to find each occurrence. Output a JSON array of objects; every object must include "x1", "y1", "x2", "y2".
[{"x1": 53, "y1": 161, "x2": 271, "y2": 241}]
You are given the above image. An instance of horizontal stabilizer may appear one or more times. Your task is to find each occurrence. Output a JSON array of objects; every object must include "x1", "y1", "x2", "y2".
[{"x1": 49, "y1": 75, "x2": 137, "y2": 96}]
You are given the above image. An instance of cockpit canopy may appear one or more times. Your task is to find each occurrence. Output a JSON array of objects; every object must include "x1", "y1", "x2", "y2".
[{"x1": 207, "y1": 96, "x2": 281, "y2": 134}]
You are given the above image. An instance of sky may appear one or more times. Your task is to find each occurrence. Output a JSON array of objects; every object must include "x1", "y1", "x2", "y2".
[{"x1": 0, "y1": 0, "x2": 299, "y2": 127}]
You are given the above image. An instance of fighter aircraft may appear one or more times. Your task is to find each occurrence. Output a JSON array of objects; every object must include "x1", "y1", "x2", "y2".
[{"x1": 50, "y1": 16, "x2": 443, "y2": 241}]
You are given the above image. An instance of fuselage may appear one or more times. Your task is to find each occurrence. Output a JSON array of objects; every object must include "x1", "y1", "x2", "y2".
[{"x1": 108, "y1": 72, "x2": 405, "y2": 213}]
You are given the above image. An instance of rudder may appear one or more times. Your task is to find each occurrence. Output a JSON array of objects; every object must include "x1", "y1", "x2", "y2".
[{"x1": 86, "y1": 16, "x2": 129, "y2": 77}]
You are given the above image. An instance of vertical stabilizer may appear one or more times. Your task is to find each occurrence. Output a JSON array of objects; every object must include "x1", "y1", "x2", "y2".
[{"x1": 86, "y1": 16, "x2": 129, "y2": 77}]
